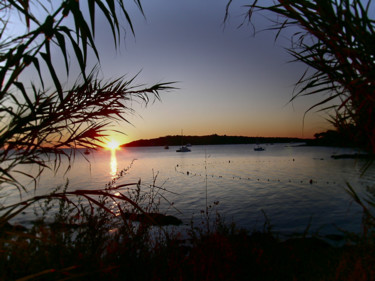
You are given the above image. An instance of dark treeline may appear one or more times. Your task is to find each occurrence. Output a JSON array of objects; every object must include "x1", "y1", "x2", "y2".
[
  {"x1": 122, "y1": 134, "x2": 307, "y2": 147},
  {"x1": 304, "y1": 130, "x2": 360, "y2": 148}
]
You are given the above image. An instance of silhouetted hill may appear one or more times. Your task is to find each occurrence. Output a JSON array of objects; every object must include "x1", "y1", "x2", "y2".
[{"x1": 122, "y1": 134, "x2": 308, "y2": 147}]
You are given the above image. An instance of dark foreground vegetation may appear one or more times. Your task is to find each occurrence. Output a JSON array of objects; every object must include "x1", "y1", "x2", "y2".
[
  {"x1": 2, "y1": 215, "x2": 375, "y2": 281},
  {"x1": 1, "y1": 183, "x2": 375, "y2": 281}
]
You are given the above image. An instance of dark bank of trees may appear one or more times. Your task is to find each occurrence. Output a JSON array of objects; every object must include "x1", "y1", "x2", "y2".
[
  {"x1": 124, "y1": 134, "x2": 305, "y2": 147},
  {"x1": 226, "y1": 0, "x2": 375, "y2": 154}
]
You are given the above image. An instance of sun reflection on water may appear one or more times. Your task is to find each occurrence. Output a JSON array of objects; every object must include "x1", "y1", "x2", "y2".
[
  {"x1": 108, "y1": 149, "x2": 120, "y2": 217},
  {"x1": 110, "y1": 149, "x2": 118, "y2": 178}
]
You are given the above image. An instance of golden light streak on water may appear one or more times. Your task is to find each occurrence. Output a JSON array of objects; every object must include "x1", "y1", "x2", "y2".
[
  {"x1": 110, "y1": 149, "x2": 118, "y2": 178},
  {"x1": 109, "y1": 152, "x2": 120, "y2": 217}
]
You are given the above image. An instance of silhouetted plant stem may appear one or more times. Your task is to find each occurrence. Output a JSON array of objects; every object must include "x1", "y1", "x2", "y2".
[{"x1": 226, "y1": 0, "x2": 375, "y2": 154}]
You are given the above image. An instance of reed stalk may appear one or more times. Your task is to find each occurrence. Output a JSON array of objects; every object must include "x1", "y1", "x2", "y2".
[{"x1": 226, "y1": 0, "x2": 375, "y2": 153}]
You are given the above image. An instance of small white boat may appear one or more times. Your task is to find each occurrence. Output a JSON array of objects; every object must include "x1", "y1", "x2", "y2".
[
  {"x1": 176, "y1": 130, "x2": 191, "y2": 153},
  {"x1": 254, "y1": 145, "x2": 265, "y2": 151},
  {"x1": 176, "y1": 145, "x2": 191, "y2": 152}
]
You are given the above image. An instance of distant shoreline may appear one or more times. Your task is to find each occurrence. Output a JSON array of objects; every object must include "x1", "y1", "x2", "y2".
[
  {"x1": 121, "y1": 134, "x2": 373, "y2": 160},
  {"x1": 122, "y1": 134, "x2": 310, "y2": 147}
]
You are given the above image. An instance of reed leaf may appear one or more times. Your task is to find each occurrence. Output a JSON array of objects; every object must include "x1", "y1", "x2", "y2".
[
  {"x1": 227, "y1": 0, "x2": 375, "y2": 153},
  {"x1": 0, "y1": 1, "x2": 176, "y2": 213}
]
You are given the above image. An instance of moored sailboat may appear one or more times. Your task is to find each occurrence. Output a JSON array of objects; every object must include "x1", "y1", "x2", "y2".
[{"x1": 176, "y1": 130, "x2": 191, "y2": 152}]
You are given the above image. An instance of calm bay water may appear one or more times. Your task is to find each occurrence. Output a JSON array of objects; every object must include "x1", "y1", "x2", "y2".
[{"x1": 4, "y1": 143, "x2": 375, "y2": 236}]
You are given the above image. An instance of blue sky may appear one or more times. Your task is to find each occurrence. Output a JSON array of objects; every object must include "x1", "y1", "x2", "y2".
[
  {"x1": 20, "y1": 0, "x2": 335, "y2": 144},
  {"x1": 97, "y1": 0, "x2": 332, "y2": 144}
]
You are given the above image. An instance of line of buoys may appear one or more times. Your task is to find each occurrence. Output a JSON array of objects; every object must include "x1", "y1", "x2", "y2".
[
  {"x1": 175, "y1": 158, "x2": 298, "y2": 169},
  {"x1": 175, "y1": 167, "x2": 338, "y2": 186}
]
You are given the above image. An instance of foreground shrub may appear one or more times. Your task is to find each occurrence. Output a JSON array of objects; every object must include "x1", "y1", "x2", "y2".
[
  {"x1": 2, "y1": 203, "x2": 375, "y2": 281},
  {"x1": 2, "y1": 176, "x2": 375, "y2": 280}
]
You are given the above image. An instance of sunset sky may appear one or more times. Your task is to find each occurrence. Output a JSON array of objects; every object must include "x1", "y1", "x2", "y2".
[{"x1": 26, "y1": 0, "x2": 335, "y2": 144}]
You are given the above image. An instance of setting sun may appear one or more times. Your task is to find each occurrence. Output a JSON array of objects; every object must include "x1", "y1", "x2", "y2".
[{"x1": 106, "y1": 140, "x2": 120, "y2": 150}]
